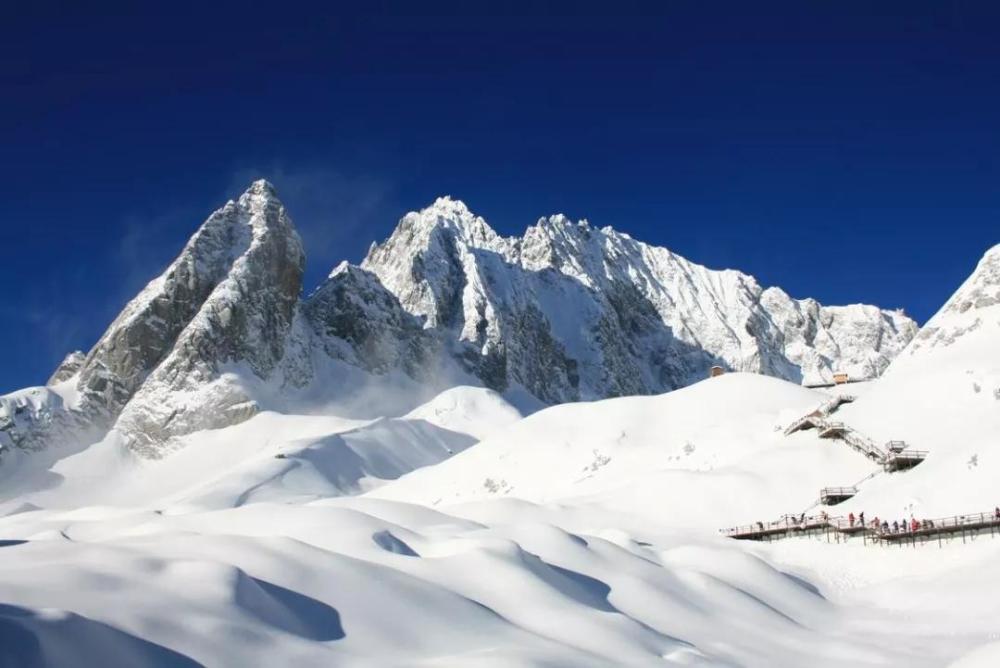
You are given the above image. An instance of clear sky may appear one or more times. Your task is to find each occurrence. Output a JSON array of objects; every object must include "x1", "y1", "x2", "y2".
[{"x1": 2, "y1": 2, "x2": 998, "y2": 390}]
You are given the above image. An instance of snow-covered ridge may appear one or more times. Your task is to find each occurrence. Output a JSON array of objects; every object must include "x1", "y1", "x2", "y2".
[{"x1": 356, "y1": 195, "x2": 917, "y2": 402}]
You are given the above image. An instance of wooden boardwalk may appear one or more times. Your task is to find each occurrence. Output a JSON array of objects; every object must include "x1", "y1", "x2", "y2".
[
  {"x1": 783, "y1": 397, "x2": 927, "y2": 470},
  {"x1": 721, "y1": 510, "x2": 1000, "y2": 548}
]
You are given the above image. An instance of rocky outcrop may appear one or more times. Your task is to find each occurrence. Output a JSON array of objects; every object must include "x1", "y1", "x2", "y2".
[
  {"x1": 304, "y1": 263, "x2": 440, "y2": 380},
  {"x1": 0, "y1": 388, "x2": 74, "y2": 455},
  {"x1": 46, "y1": 351, "x2": 86, "y2": 386}
]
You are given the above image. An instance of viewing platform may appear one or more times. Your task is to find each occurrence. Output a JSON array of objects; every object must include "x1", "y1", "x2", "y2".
[
  {"x1": 721, "y1": 509, "x2": 1000, "y2": 548},
  {"x1": 884, "y1": 448, "x2": 928, "y2": 472},
  {"x1": 819, "y1": 486, "x2": 857, "y2": 505}
]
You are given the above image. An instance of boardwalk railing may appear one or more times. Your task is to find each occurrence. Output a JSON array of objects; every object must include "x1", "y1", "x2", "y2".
[
  {"x1": 721, "y1": 509, "x2": 1000, "y2": 548},
  {"x1": 819, "y1": 486, "x2": 857, "y2": 496},
  {"x1": 819, "y1": 487, "x2": 858, "y2": 505},
  {"x1": 883, "y1": 449, "x2": 928, "y2": 472}
]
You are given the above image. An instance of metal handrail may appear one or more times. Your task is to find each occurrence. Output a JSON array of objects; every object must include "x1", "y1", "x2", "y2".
[
  {"x1": 820, "y1": 486, "x2": 858, "y2": 496},
  {"x1": 722, "y1": 509, "x2": 1000, "y2": 540},
  {"x1": 886, "y1": 449, "x2": 929, "y2": 458}
]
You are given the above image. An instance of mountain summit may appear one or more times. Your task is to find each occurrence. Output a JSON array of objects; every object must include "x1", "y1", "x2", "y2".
[
  {"x1": 1, "y1": 181, "x2": 307, "y2": 459},
  {"x1": 355, "y1": 197, "x2": 917, "y2": 403},
  {"x1": 1, "y1": 182, "x2": 918, "y2": 460}
]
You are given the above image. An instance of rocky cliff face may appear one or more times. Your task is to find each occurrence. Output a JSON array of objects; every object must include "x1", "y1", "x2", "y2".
[
  {"x1": 111, "y1": 180, "x2": 306, "y2": 457},
  {"x1": 46, "y1": 351, "x2": 86, "y2": 386},
  {"x1": 358, "y1": 197, "x2": 918, "y2": 401},
  {"x1": 2, "y1": 184, "x2": 920, "y2": 461},
  {"x1": 304, "y1": 262, "x2": 440, "y2": 380},
  {"x1": 2, "y1": 181, "x2": 306, "y2": 459}
]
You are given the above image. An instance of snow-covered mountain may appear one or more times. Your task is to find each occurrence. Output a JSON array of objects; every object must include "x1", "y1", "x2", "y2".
[
  {"x1": 1, "y1": 183, "x2": 999, "y2": 667},
  {"x1": 1, "y1": 181, "x2": 917, "y2": 461},
  {"x1": 0, "y1": 181, "x2": 310, "y2": 461},
  {"x1": 357, "y1": 196, "x2": 916, "y2": 402}
]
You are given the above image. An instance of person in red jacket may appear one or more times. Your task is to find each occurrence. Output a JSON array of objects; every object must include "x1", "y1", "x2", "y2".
[
  {"x1": 849, "y1": 512, "x2": 855, "y2": 527},
  {"x1": 911, "y1": 517, "x2": 920, "y2": 532}
]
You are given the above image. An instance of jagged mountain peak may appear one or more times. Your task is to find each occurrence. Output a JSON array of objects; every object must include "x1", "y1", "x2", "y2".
[
  {"x1": 357, "y1": 198, "x2": 918, "y2": 398},
  {"x1": 399, "y1": 196, "x2": 498, "y2": 242},
  {"x1": 426, "y1": 194, "x2": 474, "y2": 217},
  {"x1": 41, "y1": 181, "x2": 305, "y2": 456},
  {"x1": 111, "y1": 181, "x2": 305, "y2": 455},
  {"x1": 244, "y1": 178, "x2": 278, "y2": 197}
]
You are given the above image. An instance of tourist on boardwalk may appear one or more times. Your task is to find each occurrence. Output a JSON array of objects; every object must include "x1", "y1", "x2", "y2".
[
  {"x1": 892, "y1": 520, "x2": 899, "y2": 534},
  {"x1": 994, "y1": 506, "x2": 999, "y2": 522},
  {"x1": 900, "y1": 517, "x2": 908, "y2": 532},
  {"x1": 881, "y1": 520, "x2": 889, "y2": 533},
  {"x1": 849, "y1": 512, "x2": 855, "y2": 527},
  {"x1": 859, "y1": 511, "x2": 865, "y2": 526},
  {"x1": 910, "y1": 517, "x2": 920, "y2": 532}
]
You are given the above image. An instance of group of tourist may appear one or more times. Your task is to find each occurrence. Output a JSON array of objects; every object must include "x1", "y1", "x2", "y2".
[
  {"x1": 740, "y1": 506, "x2": 1000, "y2": 537},
  {"x1": 848, "y1": 511, "x2": 928, "y2": 535}
]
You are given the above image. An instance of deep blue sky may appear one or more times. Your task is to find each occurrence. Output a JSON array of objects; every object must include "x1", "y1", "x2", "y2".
[{"x1": 2, "y1": 2, "x2": 998, "y2": 390}]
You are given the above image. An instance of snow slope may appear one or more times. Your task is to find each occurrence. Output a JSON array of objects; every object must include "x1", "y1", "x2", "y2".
[
  {"x1": 1, "y1": 366, "x2": 999, "y2": 665},
  {"x1": 373, "y1": 373, "x2": 878, "y2": 528},
  {"x1": 0, "y1": 385, "x2": 519, "y2": 514}
]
